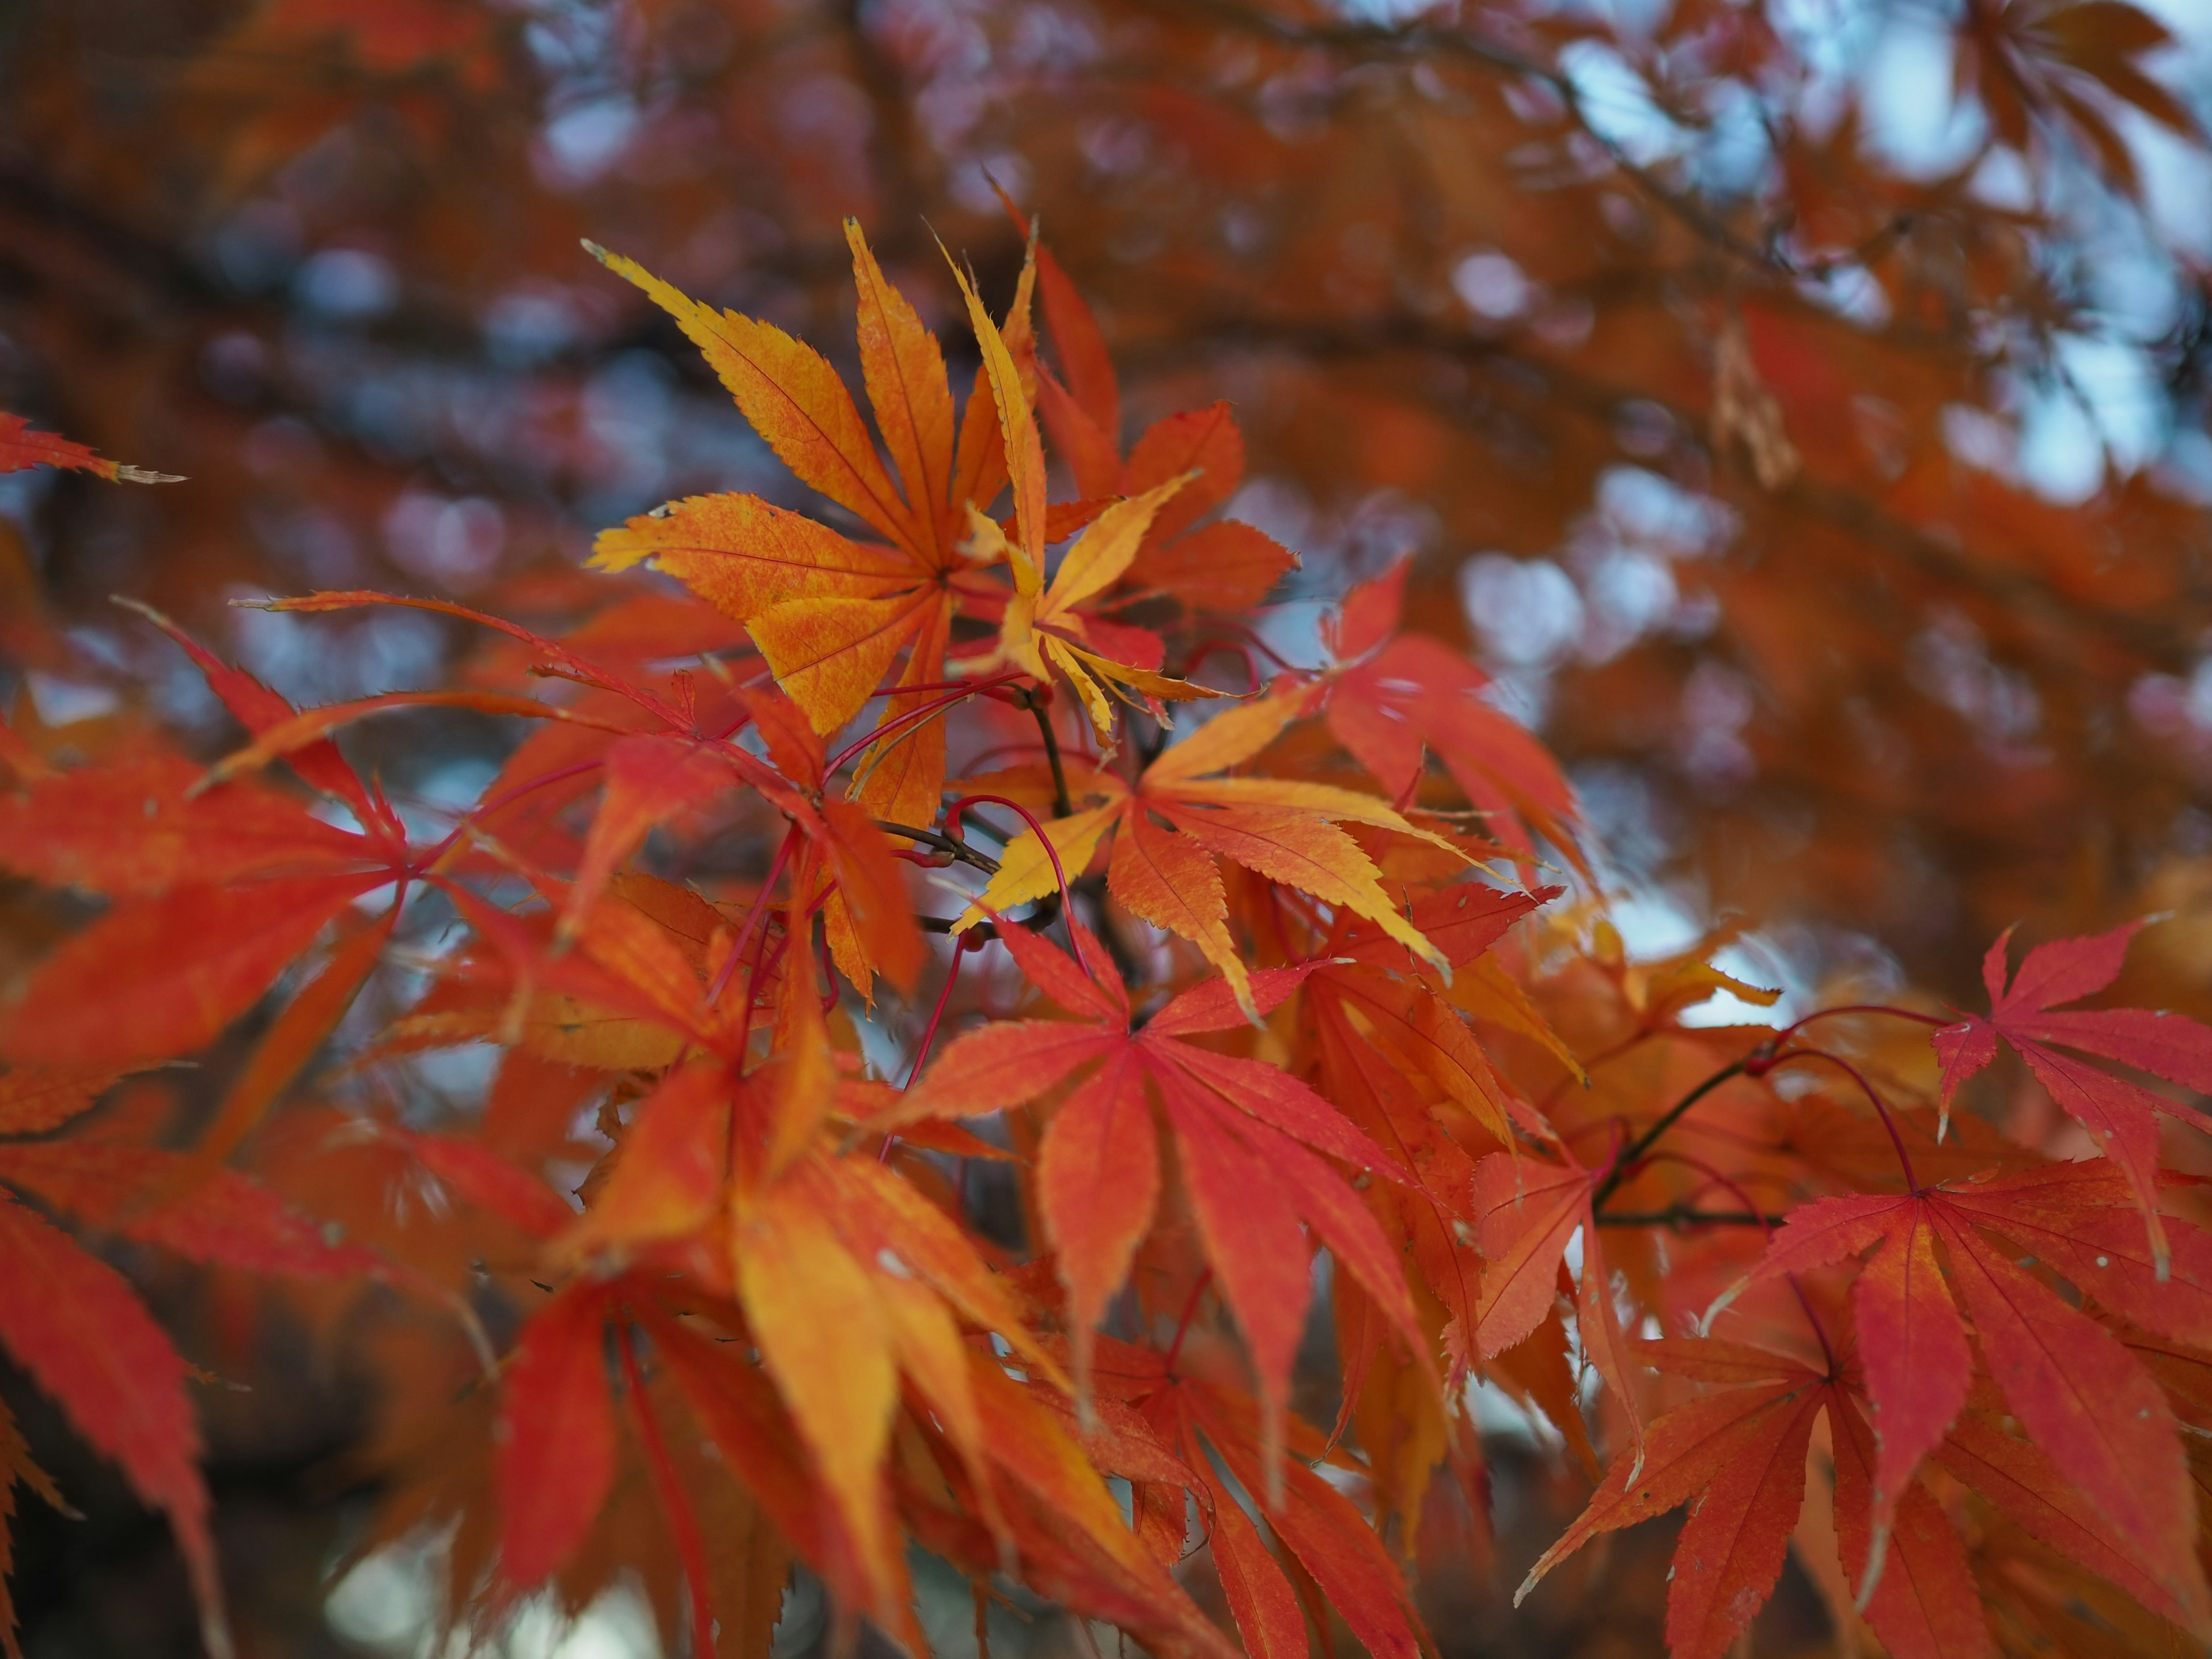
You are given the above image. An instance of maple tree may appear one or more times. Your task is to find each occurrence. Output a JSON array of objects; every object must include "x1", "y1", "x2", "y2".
[{"x1": 5, "y1": 2, "x2": 2212, "y2": 1658}]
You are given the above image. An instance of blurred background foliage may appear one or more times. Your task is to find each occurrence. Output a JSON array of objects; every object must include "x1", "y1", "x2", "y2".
[{"x1": 3, "y1": 0, "x2": 2211, "y2": 1653}]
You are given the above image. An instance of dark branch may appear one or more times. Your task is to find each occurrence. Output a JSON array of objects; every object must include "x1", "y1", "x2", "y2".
[
  {"x1": 1018, "y1": 687, "x2": 1074, "y2": 819},
  {"x1": 1593, "y1": 1209, "x2": 1783, "y2": 1229},
  {"x1": 1142, "y1": 0, "x2": 1798, "y2": 277},
  {"x1": 918, "y1": 891, "x2": 1062, "y2": 941},
  {"x1": 874, "y1": 820, "x2": 1002, "y2": 875},
  {"x1": 1589, "y1": 1059, "x2": 1747, "y2": 1210}
]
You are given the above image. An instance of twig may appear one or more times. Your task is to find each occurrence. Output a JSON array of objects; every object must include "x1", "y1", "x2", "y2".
[
  {"x1": 874, "y1": 820, "x2": 1002, "y2": 875},
  {"x1": 1151, "y1": 0, "x2": 1797, "y2": 277},
  {"x1": 1588, "y1": 1059, "x2": 1747, "y2": 1209},
  {"x1": 1593, "y1": 1208, "x2": 1782, "y2": 1228},
  {"x1": 918, "y1": 891, "x2": 1063, "y2": 940},
  {"x1": 1021, "y1": 687, "x2": 1074, "y2": 819}
]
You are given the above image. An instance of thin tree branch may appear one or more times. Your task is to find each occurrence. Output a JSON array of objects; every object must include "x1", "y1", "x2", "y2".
[
  {"x1": 874, "y1": 820, "x2": 1002, "y2": 875},
  {"x1": 1139, "y1": 0, "x2": 1797, "y2": 276},
  {"x1": 1589, "y1": 1059, "x2": 1747, "y2": 1210},
  {"x1": 1019, "y1": 687, "x2": 1074, "y2": 818},
  {"x1": 1593, "y1": 1208, "x2": 1783, "y2": 1228}
]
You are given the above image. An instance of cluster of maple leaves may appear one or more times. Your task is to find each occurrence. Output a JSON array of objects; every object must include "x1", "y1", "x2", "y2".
[{"x1": 3, "y1": 212, "x2": 2211, "y2": 1659}]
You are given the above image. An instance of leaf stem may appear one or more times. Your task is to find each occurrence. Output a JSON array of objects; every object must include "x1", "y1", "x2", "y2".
[
  {"x1": 1180, "y1": 638, "x2": 1261, "y2": 696},
  {"x1": 1762, "y1": 1047, "x2": 1921, "y2": 1192},
  {"x1": 826, "y1": 672, "x2": 1022, "y2": 774},
  {"x1": 1588, "y1": 1059, "x2": 1746, "y2": 1209},
  {"x1": 1773, "y1": 1003, "x2": 1948, "y2": 1041},
  {"x1": 948, "y1": 794, "x2": 1088, "y2": 976},
  {"x1": 904, "y1": 934, "x2": 978, "y2": 1088},
  {"x1": 1611, "y1": 1153, "x2": 1835, "y2": 1369}
]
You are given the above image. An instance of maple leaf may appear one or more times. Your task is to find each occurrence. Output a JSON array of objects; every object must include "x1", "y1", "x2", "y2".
[
  {"x1": 958, "y1": 470, "x2": 1221, "y2": 737},
  {"x1": 944, "y1": 251, "x2": 1226, "y2": 736},
  {"x1": 1006, "y1": 204, "x2": 1300, "y2": 612},
  {"x1": 1934, "y1": 919, "x2": 2212, "y2": 1260},
  {"x1": 1717, "y1": 1159, "x2": 2212, "y2": 1624},
  {"x1": 0, "y1": 1063, "x2": 149, "y2": 1137},
  {"x1": 1301, "y1": 879, "x2": 1561, "y2": 1387},
  {"x1": 1823, "y1": 1380, "x2": 1995, "y2": 1659},
  {"x1": 115, "y1": 599, "x2": 402, "y2": 840},
  {"x1": 1316, "y1": 559, "x2": 1581, "y2": 866},
  {"x1": 1310, "y1": 971, "x2": 1490, "y2": 1381},
  {"x1": 1315, "y1": 880, "x2": 1561, "y2": 1148},
  {"x1": 0, "y1": 1106, "x2": 393, "y2": 1659},
  {"x1": 895, "y1": 919, "x2": 1425, "y2": 1456},
  {"x1": 1957, "y1": 0, "x2": 2200, "y2": 189},
  {"x1": 247, "y1": 595, "x2": 922, "y2": 1011},
  {"x1": 897, "y1": 1355, "x2": 1240, "y2": 1659},
  {"x1": 1137, "y1": 1361, "x2": 1429, "y2": 1659},
  {"x1": 497, "y1": 1282, "x2": 621, "y2": 1592},
  {"x1": 0, "y1": 747, "x2": 385, "y2": 900},
  {"x1": 1518, "y1": 1338, "x2": 1828, "y2": 1659},
  {"x1": 0, "y1": 1191, "x2": 230, "y2": 1658},
  {"x1": 1933, "y1": 1392, "x2": 2207, "y2": 1631},
  {"x1": 440, "y1": 1080, "x2": 1078, "y2": 1640},
  {"x1": 1468, "y1": 1148, "x2": 1646, "y2": 1460},
  {"x1": 1, "y1": 874, "x2": 388, "y2": 1067},
  {"x1": 585, "y1": 223, "x2": 1009, "y2": 826},
  {"x1": 0, "y1": 615, "x2": 418, "y2": 1121},
  {"x1": 959, "y1": 686, "x2": 1462, "y2": 1017},
  {"x1": 0, "y1": 1138, "x2": 387, "y2": 1281},
  {"x1": 0, "y1": 411, "x2": 181, "y2": 484}
]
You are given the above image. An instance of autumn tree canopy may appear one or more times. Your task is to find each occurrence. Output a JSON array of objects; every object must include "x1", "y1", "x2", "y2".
[{"x1": 4, "y1": 2, "x2": 2212, "y2": 1657}]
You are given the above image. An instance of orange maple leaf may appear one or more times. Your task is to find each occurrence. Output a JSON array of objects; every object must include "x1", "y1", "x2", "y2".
[{"x1": 959, "y1": 685, "x2": 1462, "y2": 1017}]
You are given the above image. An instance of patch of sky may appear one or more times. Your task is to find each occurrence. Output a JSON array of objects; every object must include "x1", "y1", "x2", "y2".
[
  {"x1": 2057, "y1": 331, "x2": 2167, "y2": 474},
  {"x1": 1857, "y1": 12, "x2": 1986, "y2": 179},
  {"x1": 2014, "y1": 381, "x2": 2108, "y2": 503},
  {"x1": 231, "y1": 592, "x2": 444, "y2": 706},
  {"x1": 1690, "y1": 78, "x2": 1777, "y2": 199},
  {"x1": 22, "y1": 671, "x2": 118, "y2": 727},
  {"x1": 396, "y1": 754, "x2": 502, "y2": 836},
  {"x1": 1559, "y1": 39, "x2": 1688, "y2": 166}
]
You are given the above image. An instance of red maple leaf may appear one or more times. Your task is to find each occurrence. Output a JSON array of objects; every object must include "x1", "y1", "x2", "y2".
[
  {"x1": 1935, "y1": 920, "x2": 2212, "y2": 1259},
  {"x1": 893, "y1": 919, "x2": 1425, "y2": 1456}
]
